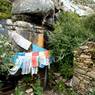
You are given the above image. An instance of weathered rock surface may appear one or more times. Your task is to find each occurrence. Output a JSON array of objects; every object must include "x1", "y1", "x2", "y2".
[
  {"x1": 12, "y1": 0, "x2": 54, "y2": 15},
  {"x1": 72, "y1": 41, "x2": 95, "y2": 95},
  {"x1": 25, "y1": 88, "x2": 34, "y2": 95}
]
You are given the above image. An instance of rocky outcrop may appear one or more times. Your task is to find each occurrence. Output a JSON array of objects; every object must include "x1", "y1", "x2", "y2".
[
  {"x1": 72, "y1": 42, "x2": 95, "y2": 95},
  {"x1": 12, "y1": 0, "x2": 54, "y2": 15}
]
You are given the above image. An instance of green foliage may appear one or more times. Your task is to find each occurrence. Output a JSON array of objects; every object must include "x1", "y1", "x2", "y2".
[
  {"x1": 48, "y1": 11, "x2": 93, "y2": 79},
  {"x1": 22, "y1": 74, "x2": 33, "y2": 86},
  {"x1": 48, "y1": 12, "x2": 92, "y2": 52},
  {"x1": 66, "y1": 88, "x2": 78, "y2": 95},
  {"x1": 60, "y1": 63, "x2": 73, "y2": 79},
  {"x1": 33, "y1": 79, "x2": 43, "y2": 95},
  {"x1": 84, "y1": 14, "x2": 95, "y2": 37},
  {"x1": 54, "y1": 80, "x2": 77, "y2": 95},
  {"x1": 54, "y1": 80, "x2": 65, "y2": 94},
  {"x1": 0, "y1": 34, "x2": 14, "y2": 75},
  {"x1": 0, "y1": 34, "x2": 14, "y2": 63},
  {"x1": 15, "y1": 86, "x2": 24, "y2": 95},
  {"x1": 0, "y1": 0, "x2": 12, "y2": 19},
  {"x1": 0, "y1": 12, "x2": 11, "y2": 19},
  {"x1": 88, "y1": 88, "x2": 95, "y2": 95},
  {"x1": 0, "y1": 63, "x2": 10, "y2": 75}
]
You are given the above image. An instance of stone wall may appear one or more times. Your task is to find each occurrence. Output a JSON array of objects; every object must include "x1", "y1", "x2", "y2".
[{"x1": 72, "y1": 41, "x2": 95, "y2": 95}]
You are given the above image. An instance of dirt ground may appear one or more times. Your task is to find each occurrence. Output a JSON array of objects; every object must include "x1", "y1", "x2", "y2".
[{"x1": 43, "y1": 90, "x2": 60, "y2": 95}]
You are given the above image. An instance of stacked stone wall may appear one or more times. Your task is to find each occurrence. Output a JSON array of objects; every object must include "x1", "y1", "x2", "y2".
[{"x1": 72, "y1": 42, "x2": 95, "y2": 95}]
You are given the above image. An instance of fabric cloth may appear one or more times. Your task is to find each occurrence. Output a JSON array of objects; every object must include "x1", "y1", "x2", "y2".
[
  {"x1": 32, "y1": 44, "x2": 46, "y2": 52},
  {"x1": 9, "y1": 44, "x2": 50, "y2": 75},
  {"x1": 39, "y1": 51, "x2": 47, "y2": 66},
  {"x1": 11, "y1": 52, "x2": 25, "y2": 64},
  {"x1": 9, "y1": 56, "x2": 23, "y2": 75},
  {"x1": 31, "y1": 67, "x2": 38, "y2": 75},
  {"x1": 32, "y1": 52, "x2": 39, "y2": 67},
  {"x1": 22, "y1": 57, "x2": 31, "y2": 75}
]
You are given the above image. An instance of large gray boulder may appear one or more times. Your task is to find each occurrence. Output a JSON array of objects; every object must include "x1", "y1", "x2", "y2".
[{"x1": 12, "y1": 0, "x2": 54, "y2": 15}]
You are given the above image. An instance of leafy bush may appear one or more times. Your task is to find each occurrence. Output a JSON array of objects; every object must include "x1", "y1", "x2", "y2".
[
  {"x1": 23, "y1": 74, "x2": 32, "y2": 84},
  {"x1": 33, "y1": 79, "x2": 43, "y2": 95},
  {"x1": 54, "y1": 80, "x2": 65, "y2": 94},
  {"x1": 84, "y1": 14, "x2": 95, "y2": 36},
  {"x1": 47, "y1": 11, "x2": 93, "y2": 79},
  {"x1": 60, "y1": 63, "x2": 73, "y2": 79},
  {"x1": 0, "y1": 34, "x2": 14, "y2": 75},
  {"x1": 54, "y1": 80, "x2": 77, "y2": 95},
  {"x1": 0, "y1": 34, "x2": 14, "y2": 63},
  {"x1": 0, "y1": 0, "x2": 12, "y2": 19},
  {"x1": 88, "y1": 88, "x2": 95, "y2": 95},
  {"x1": 15, "y1": 86, "x2": 24, "y2": 95}
]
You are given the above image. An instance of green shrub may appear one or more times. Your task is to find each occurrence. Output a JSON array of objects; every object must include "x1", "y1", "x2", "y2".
[
  {"x1": 0, "y1": 0, "x2": 12, "y2": 19},
  {"x1": 32, "y1": 79, "x2": 43, "y2": 95},
  {"x1": 23, "y1": 74, "x2": 32, "y2": 84},
  {"x1": 88, "y1": 88, "x2": 95, "y2": 95},
  {"x1": 15, "y1": 86, "x2": 24, "y2": 95},
  {"x1": 0, "y1": 35, "x2": 14, "y2": 63},
  {"x1": 84, "y1": 14, "x2": 95, "y2": 36},
  {"x1": 0, "y1": 12, "x2": 12, "y2": 19},
  {"x1": 47, "y1": 11, "x2": 93, "y2": 79},
  {"x1": 60, "y1": 63, "x2": 73, "y2": 79},
  {"x1": 54, "y1": 80, "x2": 77, "y2": 95},
  {"x1": 54, "y1": 80, "x2": 65, "y2": 94},
  {"x1": 0, "y1": 34, "x2": 14, "y2": 75}
]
